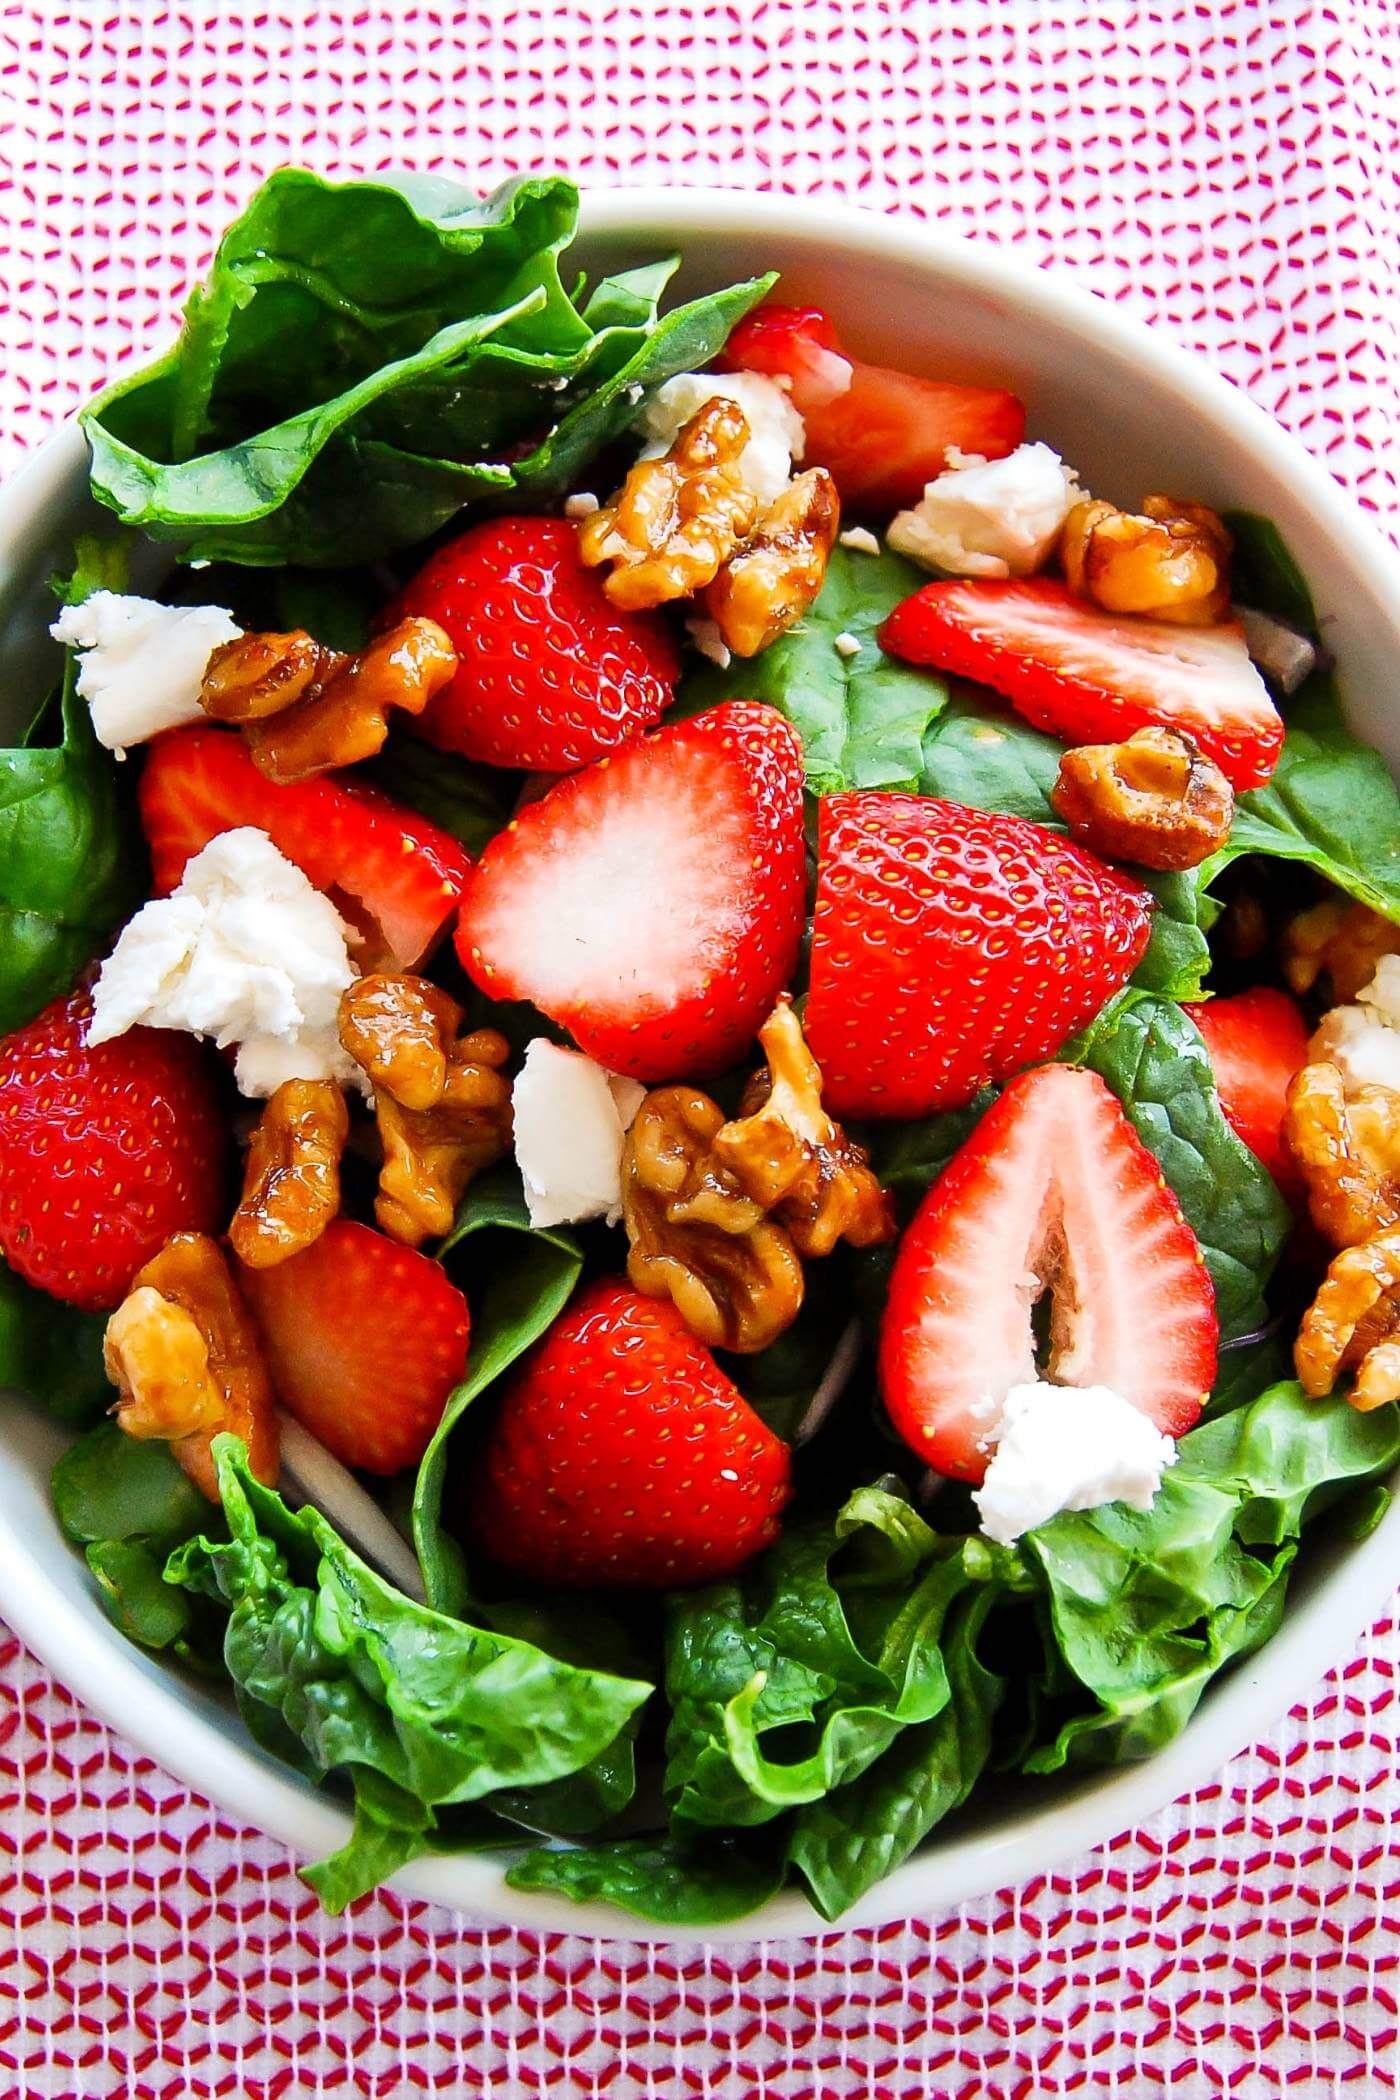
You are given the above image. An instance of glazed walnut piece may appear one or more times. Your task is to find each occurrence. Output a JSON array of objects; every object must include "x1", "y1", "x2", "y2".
[
  {"x1": 229, "y1": 1078, "x2": 349, "y2": 1269},
  {"x1": 713, "y1": 998, "x2": 896, "y2": 1257},
  {"x1": 105, "y1": 1232, "x2": 278, "y2": 1499},
  {"x1": 701, "y1": 468, "x2": 841, "y2": 658},
  {"x1": 579, "y1": 397, "x2": 760, "y2": 611},
  {"x1": 1061, "y1": 494, "x2": 1233, "y2": 625},
  {"x1": 623, "y1": 1087, "x2": 804, "y2": 1353},
  {"x1": 1282, "y1": 898, "x2": 1400, "y2": 1006},
  {"x1": 1050, "y1": 726, "x2": 1234, "y2": 872},
  {"x1": 1284, "y1": 1061, "x2": 1400, "y2": 1249},
  {"x1": 338, "y1": 974, "x2": 512, "y2": 1247},
  {"x1": 1296, "y1": 1227, "x2": 1400, "y2": 1411},
  {"x1": 200, "y1": 616, "x2": 456, "y2": 784}
]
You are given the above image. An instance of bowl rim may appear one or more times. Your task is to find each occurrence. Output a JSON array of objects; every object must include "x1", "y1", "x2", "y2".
[{"x1": 3, "y1": 183, "x2": 1400, "y2": 1945}]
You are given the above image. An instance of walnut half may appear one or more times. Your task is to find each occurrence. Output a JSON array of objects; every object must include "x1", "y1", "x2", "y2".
[
  {"x1": 1284, "y1": 1061, "x2": 1400, "y2": 1250},
  {"x1": 579, "y1": 398, "x2": 759, "y2": 611},
  {"x1": 229, "y1": 1078, "x2": 349, "y2": 1269},
  {"x1": 701, "y1": 468, "x2": 840, "y2": 658},
  {"x1": 1050, "y1": 726, "x2": 1234, "y2": 871},
  {"x1": 105, "y1": 1233, "x2": 278, "y2": 1499},
  {"x1": 1282, "y1": 899, "x2": 1400, "y2": 1006},
  {"x1": 1296, "y1": 1226, "x2": 1400, "y2": 1411},
  {"x1": 1061, "y1": 495, "x2": 1232, "y2": 625}
]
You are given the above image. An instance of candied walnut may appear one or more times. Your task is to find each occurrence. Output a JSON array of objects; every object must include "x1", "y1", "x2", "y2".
[
  {"x1": 338, "y1": 974, "x2": 511, "y2": 1246},
  {"x1": 1283, "y1": 1061, "x2": 1400, "y2": 1249},
  {"x1": 1061, "y1": 494, "x2": 1232, "y2": 625},
  {"x1": 701, "y1": 468, "x2": 841, "y2": 657},
  {"x1": 105, "y1": 1232, "x2": 278, "y2": 1499},
  {"x1": 1281, "y1": 898, "x2": 1400, "y2": 1005},
  {"x1": 622, "y1": 1087, "x2": 804, "y2": 1353},
  {"x1": 712, "y1": 998, "x2": 895, "y2": 1257},
  {"x1": 229, "y1": 1079, "x2": 349, "y2": 1269},
  {"x1": 1050, "y1": 726, "x2": 1234, "y2": 871},
  {"x1": 1295, "y1": 1227, "x2": 1400, "y2": 1410},
  {"x1": 579, "y1": 398, "x2": 760, "y2": 611},
  {"x1": 202, "y1": 617, "x2": 456, "y2": 784}
]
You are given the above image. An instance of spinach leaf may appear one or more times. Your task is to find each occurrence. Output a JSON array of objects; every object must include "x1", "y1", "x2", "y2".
[
  {"x1": 0, "y1": 663, "x2": 142, "y2": 1033},
  {"x1": 507, "y1": 1831, "x2": 788, "y2": 1926},
  {"x1": 679, "y1": 545, "x2": 949, "y2": 792},
  {"x1": 360, "y1": 735, "x2": 514, "y2": 857},
  {"x1": 1223, "y1": 511, "x2": 1319, "y2": 635},
  {"x1": 53, "y1": 1421, "x2": 216, "y2": 1655},
  {"x1": 1022, "y1": 1382, "x2": 1400, "y2": 1768},
  {"x1": 413, "y1": 1166, "x2": 583, "y2": 1613},
  {"x1": 168, "y1": 1438, "x2": 651, "y2": 1911},
  {"x1": 0, "y1": 1258, "x2": 109, "y2": 1427},
  {"x1": 1070, "y1": 991, "x2": 1291, "y2": 1338}
]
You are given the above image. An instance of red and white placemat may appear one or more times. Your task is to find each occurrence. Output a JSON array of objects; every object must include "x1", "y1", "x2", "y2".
[{"x1": 3, "y1": 4, "x2": 1400, "y2": 2093}]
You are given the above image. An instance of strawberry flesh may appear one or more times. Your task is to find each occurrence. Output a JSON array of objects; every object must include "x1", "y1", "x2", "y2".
[
  {"x1": 881, "y1": 576, "x2": 1283, "y2": 790},
  {"x1": 806, "y1": 792, "x2": 1153, "y2": 1118},
  {"x1": 880, "y1": 1064, "x2": 1217, "y2": 1483},
  {"x1": 456, "y1": 701, "x2": 807, "y2": 1081}
]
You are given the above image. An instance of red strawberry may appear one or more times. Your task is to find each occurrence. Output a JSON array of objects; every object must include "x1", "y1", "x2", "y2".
[
  {"x1": 469, "y1": 1277, "x2": 793, "y2": 1588},
  {"x1": 456, "y1": 701, "x2": 807, "y2": 1081},
  {"x1": 881, "y1": 1064, "x2": 1217, "y2": 1483},
  {"x1": 880, "y1": 577, "x2": 1282, "y2": 791},
  {"x1": 237, "y1": 1219, "x2": 470, "y2": 1475},
  {"x1": 719, "y1": 303, "x2": 1025, "y2": 515},
  {"x1": 805, "y1": 792, "x2": 1153, "y2": 1118},
  {"x1": 1185, "y1": 987, "x2": 1311, "y2": 1196},
  {"x1": 139, "y1": 725, "x2": 471, "y2": 967},
  {"x1": 387, "y1": 516, "x2": 681, "y2": 771},
  {"x1": 0, "y1": 987, "x2": 226, "y2": 1310}
]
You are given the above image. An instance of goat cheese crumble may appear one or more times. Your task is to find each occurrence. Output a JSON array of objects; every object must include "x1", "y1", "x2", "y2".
[
  {"x1": 87, "y1": 828, "x2": 362, "y2": 1098},
  {"x1": 973, "y1": 1380, "x2": 1176, "y2": 1545},
  {"x1": 686, "y1": 616, "x2": 732, "y2": 669},
  {"x1": 887, "y1": 443, "x2": 1083, "y2": 580},
  {"x1": 51, "y1": 591, "x2": 240, "y2": 755},
  {"x1": 1310, "y1": 954, "x2": 1400, "y2": 1094},
  {"x1": 637, "y1": 370, "x2": 805, "y2": 507},
  {"x1": 512, "y1": 1039, "x2": 647, "y2": 1229}
]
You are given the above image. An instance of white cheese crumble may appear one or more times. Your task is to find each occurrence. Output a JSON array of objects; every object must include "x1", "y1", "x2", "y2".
[
  {"x1": 1310, "y1": 954, "x2": 1400, "y2": 1094},
  {"x1": 637, "y1": 370, "x2": 805, "y2": 507},
  {"x1": 886, "y1": 444, "x2": 1083, "y2": 581},
  {"x1": 87, "y1": 828, "x2": 363, "y2": 1099},
  {"x1": 564, "y1": 490, "x2": 600, "y2": 519},
  {"x1": 838, "y1": 525, "x2": 882, "y2": 555},
  {"x1": 512, "y1": 1039, "x2": 646, "y2": 1229},
  {"x1": 686, "y1": 616, "x2": 732, "y2": 670},
  {"x1": 833, "y1": 631, "x2": 862, "y2": 660},
  {"x1": 51, "y1": 591, "x2": 241, "y2": 755},
  {"x1": 972, "y1": 1381, "x2": 1176, "y2": 1545}
]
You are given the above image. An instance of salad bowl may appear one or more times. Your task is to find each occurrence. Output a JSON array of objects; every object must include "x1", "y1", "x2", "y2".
[{"x1": 1, "y1": 187, "x2": 1399, "y2": 1942}]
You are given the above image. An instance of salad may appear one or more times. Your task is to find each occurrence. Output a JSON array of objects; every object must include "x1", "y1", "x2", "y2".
[{"x1": 4, "y1": 169, "x2": 1400, "y2": 1929}]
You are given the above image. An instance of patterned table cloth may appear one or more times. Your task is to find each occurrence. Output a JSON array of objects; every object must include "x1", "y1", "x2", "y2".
[{"x1": 2, "y1": 3, "x2": 1399, "y2": 2093}]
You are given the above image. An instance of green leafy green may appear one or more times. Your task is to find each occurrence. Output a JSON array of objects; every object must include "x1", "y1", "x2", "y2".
[
  {"x1": 679, "y1": 544, "x2": 950, "y2": 792},
  {"x1": 1223, "y1": 510, "x2": 1319, "y2": 635},
  {"x1": 0, "y1": 1259, "x2": 109, "y2": 1427},
  {"x1": 53, "y1": 1422, "x2": 216, "y2": 1655},
  {"x1": 167, "y1": 1438, "x2": 651, "y2": 1911},
  {"x1": 508, "y1": 1831, "x2": 788, "y2": 1926},
  {"x1": 83, "y1": 168, "x2": 770, "y2": 566},
  {"x1": 360, "y1": 735, "x2": 514, "y2": 857},
  {"x1": 917, "y1": 681, "x2": 1064, "y2": 820},
  {"x1": 413, "y1": 1166, "x2": 583, "y2": 1613}
]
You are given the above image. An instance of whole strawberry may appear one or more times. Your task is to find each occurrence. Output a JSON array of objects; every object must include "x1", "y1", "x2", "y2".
[
  {"x1": 389, "y1": 516, "x2": 681, "y2": 770},
  {"x1": 0, "y1": 986, "x2": 227, "y2": 1309},
  {"x1": 805, "y1": 792, "x2": 1153, "y2": 1117},
  {"x1": 470, "y1": 1278, "x2": 793, "y2": 1588}
]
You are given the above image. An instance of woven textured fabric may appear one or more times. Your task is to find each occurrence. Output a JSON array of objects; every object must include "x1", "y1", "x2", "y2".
[{"x1": 2, "y1": 3, "x2": 1400, "y2": 2093}]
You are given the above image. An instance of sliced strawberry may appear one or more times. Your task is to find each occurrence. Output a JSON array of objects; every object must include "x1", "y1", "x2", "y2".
[
  {"x1": 469, "y1": 1277, "x2": 792, "y2": 1587},
  {"x1": 139, "y1": 725, "x2": 471, "y2": 967},
  {"x1": 1185, "y1": 987, "x2": 1311, "y2": 1196},
  {"x1": 237, "y1": 1219, "x2": 470, "y2": 1475},
  {"x1": 456, "y1": 702, "x2": 807, "y2": 1081},
  {"x1": 805, "y1": 793, "x2": 1152, "y2": 1118},
  {"x1": 0, "y1": 987, "x2": 227, "y2": 1310},
  {"x1": 881, "y1": 577, "x2": 1283, "y2": 790},
  {"x1": 881, "y1": 1064, "x2": 1217, "y2": 1483},
  {"x1": 388, "y1": 517, "x2": 681, "y2": 771},
  {"x1": 719, "y1": 303, "x2": 1025, "y2": 514}
]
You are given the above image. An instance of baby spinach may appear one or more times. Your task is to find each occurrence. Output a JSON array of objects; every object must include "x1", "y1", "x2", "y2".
[
  {"x1": 0, "y1": 1258, "x2": 109, "y2": 1428},
  {"x1": 1223, "y1": 510, "x2": 1319, "y2": 636},
  {"x1": 52, "y1": 1421, "x2": 217, "y2": 1656},
  {"x1": 508, "y1": 1831, "x2": 788, "y2": 1927}
]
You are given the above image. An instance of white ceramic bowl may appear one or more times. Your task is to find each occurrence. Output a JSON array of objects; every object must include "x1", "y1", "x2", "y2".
[{"x1": 2, "y1": 189, "x2": 1398, "y2": 1945}]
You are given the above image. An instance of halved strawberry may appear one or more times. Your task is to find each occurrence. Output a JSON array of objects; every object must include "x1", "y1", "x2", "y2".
[
  {"x1": 388, "y1": 516, "x2": 681, "y2": 771},
  {"x1": 719, "y1": 303, "x2": 1025, "y2": 515},
  {"x1": 805, "y1": 793, "x2": 1153, "y2": 1118},
  {"x1": 469, "y1": 1277, "x2": 793, "y2": 1587},
  {"x1": 455, "y1": 702, "x2": 807, "y2": 1081},
  {"x1": 237, "y1": 1219, "x2": 470, "y2": 1475},
  {"x1": 880, "y1": 1064, "x2": 1217, "y2": 1483},
  {"x1": 139, "y1": 724, "x2": 471, "y2": 966},
  {"x1": 880, "y1": 577, "x2": 1282, "y2": 790},
  {"x1": 1185, "y1": 987, "x2": 1311, "y2": 1196}
]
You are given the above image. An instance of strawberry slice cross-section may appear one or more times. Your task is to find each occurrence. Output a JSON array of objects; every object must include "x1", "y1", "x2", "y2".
[{"x1": 880, "y1": 1064, "x2": 1218, "y2": 1484}]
